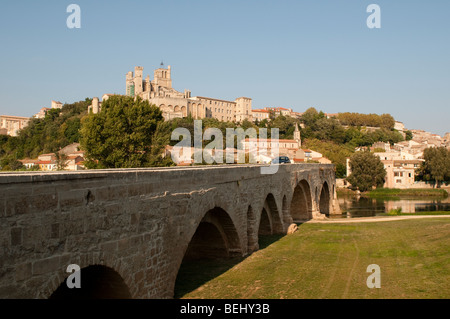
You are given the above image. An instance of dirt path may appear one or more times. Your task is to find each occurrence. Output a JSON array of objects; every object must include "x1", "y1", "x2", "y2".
[{"x1": 307, "y1": 215, "x2": 450, "y2": 224}]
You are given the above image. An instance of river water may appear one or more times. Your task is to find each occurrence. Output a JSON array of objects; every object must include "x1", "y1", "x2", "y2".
[{"x1": 336, "y1": 195, "x2": 450, "y2": 218}]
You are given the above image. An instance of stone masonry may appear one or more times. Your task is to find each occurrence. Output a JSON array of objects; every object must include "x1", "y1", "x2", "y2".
[{"x1": 0, "y1": 164, "x2": 339, "y2": 299}]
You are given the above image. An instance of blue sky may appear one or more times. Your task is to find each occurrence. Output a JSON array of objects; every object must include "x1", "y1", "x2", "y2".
[{"x1": 0, "y1": 0, "x2": 449, "y2": 135}]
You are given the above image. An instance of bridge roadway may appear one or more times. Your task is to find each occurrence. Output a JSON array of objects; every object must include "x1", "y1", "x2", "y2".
[{"x1": 0, "y1": 163, "x2": 340, "y2": 298}]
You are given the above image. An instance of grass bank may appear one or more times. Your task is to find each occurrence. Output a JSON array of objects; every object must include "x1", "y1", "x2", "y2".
[
  {"x1": 178, "y1": 218, "x2": 450, "y2": 299},
  {"x1": 367, "y1": 188, "x2": 448, "y2": 199},
  {"x1": 337, "y1": 188, "x2": 448, "y2": 200}
]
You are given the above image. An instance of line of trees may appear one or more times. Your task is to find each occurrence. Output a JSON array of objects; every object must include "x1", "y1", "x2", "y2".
[{"x1": 337, "y1": 112, "x2": 396, "y2": 130}]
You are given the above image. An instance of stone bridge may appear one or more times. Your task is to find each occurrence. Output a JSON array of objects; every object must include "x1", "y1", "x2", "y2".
[{"x1": 0, "y1": 164, "x2": 340, "y2": 299}]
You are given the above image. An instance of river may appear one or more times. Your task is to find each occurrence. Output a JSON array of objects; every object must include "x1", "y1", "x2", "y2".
[{"x1": 336, "y1": 195, "x2": 450, "y2": 218}]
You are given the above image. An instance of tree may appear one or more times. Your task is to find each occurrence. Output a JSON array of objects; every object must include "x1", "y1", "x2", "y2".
[
  {"x1": 80, "y1": 95, "x2": 164, "y2": 168},
  {"x1": 55, "y1": 152, "x2": 68, "y2": 171},
  {"x1": 346, "y1": 151, "x2": 386, "y2": 192},
  {"x1": 417, "y1": 147, "x2": 450, "y2": 188},
  {"x1": 405, "y1": 130, "x2": 413, "y2": 141}
]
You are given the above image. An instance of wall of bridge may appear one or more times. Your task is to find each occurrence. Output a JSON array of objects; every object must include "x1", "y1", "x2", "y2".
[{"x1": 0, "y1": 164, "x2": 339, "y2": 298}]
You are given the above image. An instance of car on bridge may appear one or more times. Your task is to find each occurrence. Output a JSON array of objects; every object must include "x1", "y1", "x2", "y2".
[{"x1": 271, "y1": 156, "x2": 291, "y2": 164}]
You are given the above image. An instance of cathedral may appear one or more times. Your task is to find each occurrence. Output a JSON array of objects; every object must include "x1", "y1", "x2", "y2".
[{"x1": 125, "y1": 64, "x2": 253, "y2": 122}]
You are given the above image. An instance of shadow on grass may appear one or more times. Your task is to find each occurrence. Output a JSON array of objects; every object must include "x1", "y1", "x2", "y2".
[{"x1": 174, "y1": 232, "x2": 289, "y2": 298}]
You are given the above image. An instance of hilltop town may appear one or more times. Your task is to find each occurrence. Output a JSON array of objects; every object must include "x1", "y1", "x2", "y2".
[{"x1": 1, "y1": 64, "x2": 449, "y2": 178}]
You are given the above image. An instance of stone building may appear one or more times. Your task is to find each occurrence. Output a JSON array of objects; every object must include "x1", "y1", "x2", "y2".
[
  {"x1": 34, "y1": 108, "x2": 51, "y2": 119},
  {"x1": 0, "y1": 115, "x2": 30, "y2": 136},
  {"x1": 382, "y1": 159, "x2": 422, "y2": 189},
  {"x1": 125, "y1": 64, "x2": 253, "y2": 122},
  {"x1": 260, "y1": 107, "x2": 302, "y2": 119},
  {"x1": 252, "y1": 109, "x2": 270, "y2": 122},
  {"x1": 51, "y1": 101, "x2": 63, "y2": 109}
]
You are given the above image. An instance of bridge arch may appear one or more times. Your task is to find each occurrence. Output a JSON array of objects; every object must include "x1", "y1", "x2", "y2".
[
  {"x1": 290, "y1": 180, "x2": 312, "y2": 222},
  {"x1": 182, "y1": 207, "x2": 242, "y2": 260},
  {"x1": 319, "y1": 181, "x2": 331, "y2": 217},
  {"x1": 49, "y1": 265, "x2": 132, "y2": 299},
  {"x1": 257, "y1": 193, "x2": 284, "y2": 236},
  {"x1": 174, "y1": 206, "x2": 243, "y2": 297}
]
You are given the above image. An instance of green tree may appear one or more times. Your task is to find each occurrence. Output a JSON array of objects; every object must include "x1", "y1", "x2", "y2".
[
  {"x1": 405, "y1": 130, "x2": 413, "y2": 141},
  {"x1": 346, "y1": 151, "x2": 386, "y2": 192},
  {"x1": 417, "y1": 147, "x2": 450, "y2": 188},
  {"x1": 80, "y1": 95, "x2": 164, "y2": 168},
  {"x1": 55, "y1": 152, "x2": 68, "y2": 171}
]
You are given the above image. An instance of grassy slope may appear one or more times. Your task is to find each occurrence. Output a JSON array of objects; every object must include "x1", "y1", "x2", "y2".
[
  {"x1": 367, "y1": 188, "x2": 448, "y2": 199},
  {"x1": 179, "y1": 219, "x2": 450, "y2": 299}
]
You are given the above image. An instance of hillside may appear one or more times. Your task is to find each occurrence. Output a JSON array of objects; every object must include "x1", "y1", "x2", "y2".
[{"x1": 0, "y1": 99, "x2": 91, "y2": 170}]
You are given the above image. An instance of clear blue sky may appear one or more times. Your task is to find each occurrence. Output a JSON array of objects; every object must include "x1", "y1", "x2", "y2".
[{"x1": 0, "y1": 0, "x2": 449, "y2": 135}]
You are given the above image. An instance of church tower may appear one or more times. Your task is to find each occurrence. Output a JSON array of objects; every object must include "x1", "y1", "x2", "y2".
[
  {"x1": 153, "y1": 64, "x2": 172, "y2": 88},
  {"x1": 294, "y1": 123, "x2": 301, "y2": 148}
]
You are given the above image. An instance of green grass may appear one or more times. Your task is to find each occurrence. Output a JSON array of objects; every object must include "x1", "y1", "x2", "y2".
[
  {"x1": 177, "y1": 218, "x2": 450, "y2": 299},
  {"x1": 367, "y1": 188, "x2": 448, "y2": 200}
]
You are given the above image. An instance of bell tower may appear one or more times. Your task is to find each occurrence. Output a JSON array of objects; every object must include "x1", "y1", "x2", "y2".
[
  {"x1": 153, "y1": 64, "x2": 172, "y2": 88},
  {"x1": 294, "y1": 123, "x2": 301, "y2": 148}
]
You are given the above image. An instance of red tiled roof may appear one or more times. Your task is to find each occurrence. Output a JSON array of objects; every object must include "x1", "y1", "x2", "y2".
[{"x1": 244, "y1": 138, "x2": 299, "y2": 143}]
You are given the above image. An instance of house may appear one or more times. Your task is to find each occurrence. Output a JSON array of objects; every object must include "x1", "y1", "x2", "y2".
[
  {"x1": 382, "y1": 160, "x2": 422, "y2": 188},
  {"x1": 37, "y1": 160, "x2": 57, "y2": 171},
  {"x1": 65, "y1": 155, "x2": 85, "y2": 171},
  {"x1": 19, "y1": 159, "x2": 39, "y2": 169}
]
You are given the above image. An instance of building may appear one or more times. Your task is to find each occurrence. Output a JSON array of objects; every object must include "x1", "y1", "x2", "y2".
[
  {"x1": 65, "y1": 155, "x2": 85, "y2": 171},
  {"x1": 19, "y1": 144, "x2": 86, "y2": 171},
  {"x1": 240, "y1": 124, "x2": 330, "y2": 163},
  {"x1": 34, "y1": 107, "x2": 51, "y2": 119},
  {"x1": 262, "y1": 107, "x2": 302, "y2": 119},
  {"x1": 19, "y1": 159, "x2": 39, "y2": 169},
  {"x1": 123, "y1": 64, "x2": 253, "y2": 122},
  {"x1": 382, "y1": 159, "x2": 422, "y2": 188},
  {"x1": 0, "y1": 115, "x2": 30, "y2": 136},
  {"x1": 347, "y1": 145, "x2": 424, "y2": 188},
  {"x1": 251, "y1": 109, "x2": 270, "y2": 122},
  {"x1": 51, "y1": 101, "x2": 63, "y2": 109}
]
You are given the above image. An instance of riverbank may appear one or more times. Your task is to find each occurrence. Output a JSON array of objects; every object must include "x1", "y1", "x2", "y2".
[
  {"x1": 337, "y1": 187, "x2": 448, "y2": 199},
  {"x1": 368, "y1": 188, "x2": 448, "y2": 199},
  {"x1": 312, "y1": 214, "x2": 450, "y2": 223},
  {"x1": 179, "y1": 218, "x2": 450, "y2": 299}
]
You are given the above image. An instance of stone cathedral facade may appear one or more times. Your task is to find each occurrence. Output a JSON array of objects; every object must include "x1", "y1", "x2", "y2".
[{"x1": 125, "y1": 64, "x2": 253, "y2": 122}]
